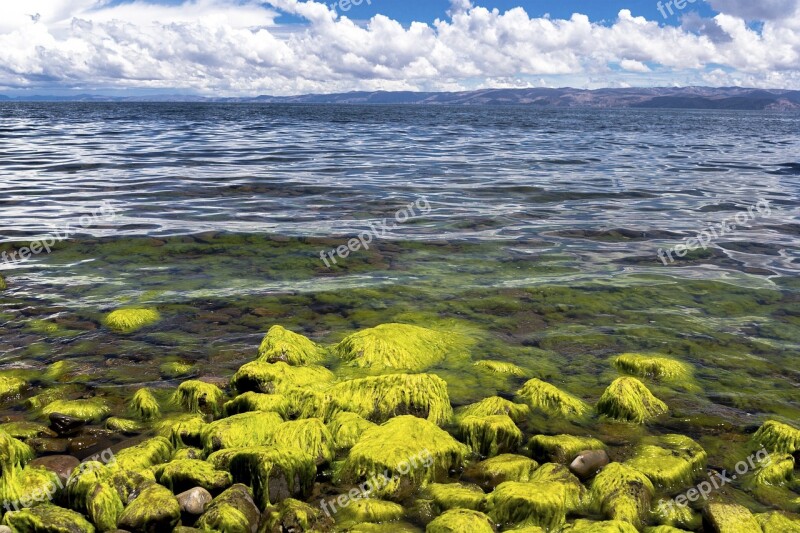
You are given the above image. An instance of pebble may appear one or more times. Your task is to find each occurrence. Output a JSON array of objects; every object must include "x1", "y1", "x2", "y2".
[
  {"x1": 176, "y1": 487, "x2": 213, "y2": 515},
  {"x1": 49, "y1": 413, "x2": 86, "y2": 436},
  {"x1": 29, "y1": 455, "x2": 81, "y2": 483},
  {"x1": 569, "y1": 449, "x2": 610, "y2": 480}
]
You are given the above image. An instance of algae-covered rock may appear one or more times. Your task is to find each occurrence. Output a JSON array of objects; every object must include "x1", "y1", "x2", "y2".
[
  {"x1": 106, "y1": 417, "x2": 144, "y2": 433},
  {"x1": 104, "y1": 307, "x2": 160, "y2": 333},
  {"x1": 0, "y1": 374, "x2": 27, "y2": 400},
  {"x1": 172, "y1": 379, "x2": 225, "y2": 417},
  {"x1": 748, "y1": 452, "x2": 794, "y2": 487},
  {"x1": 335, "y1": 323, "x2": 461, "y2": 371},
  {"x1": 643, "y1": 526, "x2": 692, "y2": 533},
  {"x1": 65, "y1": 461, "x2": 124, "y2": 531},
  {"x1": 327, "y1": 412, "x2": 378, "y2": 451},
  {"x1": 528, "y1": 434, "x2": 606, "y2": 464},
  {"x1": 455, "y1": 397, "x2": 530, "y2": 423},
  {"x1": 0, "y1": 421, "x2": 55, "y2": 439},
  {"x1": 753, "y1": 420, "x2": 800, "y2": 454},
  {"x1": 0, "y1": 428, "x2": 36, "y2": 467},
  {"x1": 596, "y1": 377, "x2": 668, "y2": 423},
  {"x1": 131, "y1": 387, "x2": 160, "y2": 420},
  {"x1": 651, "y1": 498, "x2": 702, "y2": 531},
  {"x1": 272, "y1": 418, "x2": 335, "y2": 465},
  {"x1": 160, "y1": 360, "x2": 195, "y2": 378},
  {"x1": 473, "y1": 360, "x2": 526, "y2": 376},
  {"x1": 154, "y1": 459, "x2": 233, "y2": 493},
  {"x1": 173, "y1": 447, "x2": 203, "y2": 460},
  {"x1": 702, "y1": 502, "x2": 761, "y2": 533},
  {"x1": 426, "y1": 509, "x2": 494, "y2": 533},
  {"x1": 485, "y1": 480, "x2": 581, "y2": 531},
  {"x1": 613, "y1": 353, "x2": 692, "y2": 382},
  {"x1": 516, "y1": 378, "x2": 590, "y2": 418},
  {"x1": 258, "y1": 325, "x2": 326, "y2": 365},
  {"x1": 590, "y1": 463, "x2": 655, "y2": 528},
  {"x1": 562, "y1": 519, "x2": 639, "y2": 532},
  {"x1": 232, "y1": 361, "x2": 334, "y2": 394},
  {"x1": 468, "y1": 454, "x2": 540, "y2": 486},
  {"x1": 265, "y1": 497, "x2": 332, "y2": 532},
  {"x1": 338, "y1": 416, "x2": 469, "y2": 500},
  {"x1": 201, "y1": 411, "x2": 283, "y2": 453},
  {"x1": 625, "y1": 434, "x2": 707, "y2": 491},
  {"x1": 117, "y1": 482, "x2": 181, "y2": 532},
  {"x1": 1, "y1": 503, "x2": 95, "y2": 533},
  {"x1": 424, "y1": 483, "x2": 486, "y2": 511},
  {"x1": 41, "y1": 398, "x2": 110, "y2": 422},
  {"x1": 224, "y1": 392, "x2": 291, "y2": 418},
  {"x1": 195, "y1": 483, "x2": 261, "y2": 533},
  {"x1": 334, "y1": 498, "x2": 406, "y2": 524},
  {"x1": 457, "y1": 414, "x2": 522, "y2": 457},
  {"x1": 756, "y1": 511, "x2": 800, "y2": 532},
  {"x1": 113, "y1": 436, "x2": 173, "y2": 471},
  {"x1": 0, "y1": 465, "x2": 62, "y2": 512},
  {"x1": 156, "y1": 414, "x2": 207, "y2": 447},
  {"x1": 284, "y1": 388, "x2": 332, "y2": 419},
  {"x1": 527, "y1": 463, "x2": 587, "y2": 508},
  {"x1": 329, "y1": 373, "x2": 453, "y2": 426}
]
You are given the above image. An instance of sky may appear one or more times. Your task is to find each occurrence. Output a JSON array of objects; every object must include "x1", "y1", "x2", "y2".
[{"x1": 0, "y1": 0, "x2": 798, "y2": 96}]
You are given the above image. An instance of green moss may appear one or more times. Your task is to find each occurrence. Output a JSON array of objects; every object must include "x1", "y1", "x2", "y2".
[
  {"x1": 516, "y1": 378, "x2": 590, "y2": 418},
  {"x1": 335, "y1": 323, "x2": 463, "y2": 371},
  {"x1": 473, "y1": 360, "x2": 526, "y2": 376},
  {"x1": 457, "y1": 414, "x2": 523, "y2": 457},
  {"x1": 625, "y1": 434, "x2": 706, "y2": 491},
  {"x1": 335, "y1": 498, "x2": 406, "y2": 524},
  {"x1": 590, "y1": 463, "x2": 655, "y2": 529},
  {"x1": 329, "y1": 373, "x2": 454, "y2": 426},
  {"x1": 257, "y1": 325, "x2": 326, "y2": 365},
  {"x1": 117, "y1": 482, "x2": 181, "y2": 532},
  {"x1": 643, "y1": 526, "x2": 692, "y2": 533},
  {"x1": 338, "y1": 416, "x2": 469, "y2": 500},
  {"x1": 65, "y1": 462, "x2": 124, "y2": 532},
  {"x1": 224, "y1": 391, "x2": 291, "y2": 418},
  {"x1": 2, "y1": 503, "x2": 96, "y2": 533},
  {"x1": 114, "y1": 436, "x2": 173, "y2": 472},
  {"x1": 171, "y1": 379, "x2": 225, "y2": 417},
  {"x1": 43, "y1": 361, "x2": 74, "y2": 382},
  {"x1": 486, "y1": 479, "x2": 582, "y2": 531},
  {"x1": 562, "y1": 519, "x2": 639, "y2": 532},
  {"x1": 106, "y1": 417, "x2": 144, "y2": 433},
  {"x1": 651, "y1": 498, "x2": 701, "y2": 531},
  {"x1": 285, "y1": 388, "x2": 332, "y2": 419},
  {"x1": 154, "y1": 459, "x2": 232, "y2": 493},
  {"x1": 528, "y1": 463, "x2": 586, "y2": 505},
  {"x1": 596, "y1": 377, "x2": 668, "y2": 423},
  {"x1": 327, "y1": 412, "x2": 378, "y2": 451},
  {"x1": 746, "y1": 453, "x2": 795, "y2": 487},
  {"x1": 201, "y1": 411, "x2": 283, "y2": 453},
  {"x1": 24, "y1": 385, "x2": 83, "y2": 410},
  {"x1": 455, "y1": 396, "x2": 530, "y2": 422},
  {"x1": 0, "y1": 465, "x2": 62, "y2": 509},
  {"x1": 196, "y1": 483, "x2": 261, "y2": 532},
  {"x1": 159, "y1": 361, "x2": 194, "y2": 378},
  {"x1": 755, "y1": 511, "x2": 800, "y2": 532},
  {"x1": 265, "y1": 497, "x2": 330, "y2": 531},
  {"x1": 232, "y1": 361, "x2": 334, "y2": 394},
  {"x1": 155, "y1": 414, "x2": 207, "y2": 447},
  {"x1": 0, "y1": 374, "x2": 27, "y2": 400},
  {"x1": 470, "y1": 454, "x2": 540, "y2": 485},
  {"x1": 104, "y1": 307, "x2": 161, "y2": 333},
  {"x1": 753, "y1": 420, "x2": 800, "y2": 454},
  {"x1": 41, "y1": 398, "x2": 110, "y2": 422},
  {"x1": 528, "y1": 434, "x2": 606, "y2": 464},
  {"x1": 424, "y1": 483, "x2": 486, "y2": 511},
  {"x1": 703, "y1": 502, "x2": 761, "y2": 533},
  {"x1": 426, "y1": 509, "x2": 494, "y2": 533},
  {"x1": 131, "y1": 387, "x2": 160, "y2": 420},
  {"x1": 172, "y1": 447, "x2": 203, "y2": 460},
  {"x1": 613, "y1": 353, "x2": 692, "y2": 382},
  {"x1": 0, "y1": 421, "x2": 54, "y2": 439},
  {"x1": 272, "y1": 418, "x2": 335, "y2": 465}
]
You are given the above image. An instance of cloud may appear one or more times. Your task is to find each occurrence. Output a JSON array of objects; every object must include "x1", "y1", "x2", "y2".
[
  {"x1": 0, "y1": 1, "x2": 798, "y2": 94},
  {"x1": 707, "y1": 0, "x2": 800, "y2": 21}
]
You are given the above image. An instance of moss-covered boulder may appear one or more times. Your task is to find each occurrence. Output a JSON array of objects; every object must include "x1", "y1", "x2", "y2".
[
  {"x1": 224, "y1": 392, "x2": 291, "y2": 418},
  {"x1": 528, "y1": 434, "x2": 606, "y2": 464},
  {"x1": 335, "y1": 323, "x2": 462, "y2": 371},
  {"x1": 0, "y1": 428, "x2": 37, "y2": 469},
  {"x1": 753, "y1": 420, "x2": 800, "y2": 454},
  {"x1": 154, "y1": 459, "x2": 232, "y2": 493},
  {"x1": 272, "y1": 418, "x2": 335, "y2": 465},
  {"x1": 334, "y1": 498, "x2": 406, "y2": 525},
  {"x1": 195, "y1": 483, "x2": 261, "y2": 533},
  {"x1": 338, "y1": 416, "x2": 469, "y2": 500},
  {"x1": 2, "y1": 503, "x2": 95, "y2": 533},
  {"x1": 702, "y1": 502, "x2": 761, "y2": 533},
  {"x1": 613, "y1": 353, "x2": 692, "y2": 382},
  {"x1": 426, "y1": 509, "x2": 495, "y2": 532},
  {"x1": 0, "y1": 421, "x2": 55, "y2": 439},
  {"x1": 131, "y1": 387, "x2": 160, "y2": 420},
  {"x1": 117, "y1": 482, "x2": 181, "y2": 532},
  {"x1": 625, "y1": 435, "x2": 706, "y2": 491},
  {"x1": 257, "y1": 325, "x2": 326, "y2": 365},
  {"x1": 746, "y1": 452, "x2": 794, "y2": 487},
  {"x1": 486, "y1": 479, "x2": 581, "y2": 531},
  {"x1": 265, "y1": 497, "x2": 333, "y2": 532},
  {"x1": 104, "y1": 307, "x2": 160, "y2": 333},
  {"x1": 329, "y1": 374, "x2": 453, "y2": 426},
  {"x1": 590, "y1": 463, "x2": 655, "y2": 528},
  {"x1": 113, "y1": 436, "x2": 173, "y2": 471},
  {"x1": 232, "y1": 361, "x2": 334, "y2": 394},
  {"x1": 0, "y1": 374, "x2": 27, "y2": 400},
  {"x1": 0, "y1": 465, "x2": 62, "y2": 512},
  {"x1": 651, "y1": 497, "x2": 702, "y2": 531},
  {"x1": 172, "y1": 380, "x2": 225, "y2": 417},
  {"x1": 424, "y1": 483, "x2": 486, "y2": 511},
  {"x1": 756, "y1": 511, "x2": 800, "y2": 532},
  {"x1": 457, "y1": 415, "x2": 522, "y2": 457},
  {"x1": 201, "y1": 411, "x2": 283, "y2": 453},
  {"x1": 41, "y1": 399, "x2": 110, "y2": 422},
  {"x1": 473, "y1": 360, "x2": 526, "y2": 376},
  {"x1": 515, "y1": 378, "x2": 590, "y2": 418},
  {"x1": 156, "y1": 414, "x2": 207, "y2": 447},
  {"x1": 455, "y1": 397, "x2": 530, "y2": 423},
  {"x1": 562, "y1": 519, "x2": 639, "y2": 532},
  {"x1": 528, "y1": 463, "x2": 587, "y2": 503},
  {"x1": 327, "y1": 412, "x2": 378, "y2": 451},
  {"x1": 467, "y1": 454, "x2": 540, "y2": 487},
  {"x1": 105, "y1": 416, "x2": 144, "y2": 433},
  {"x1": 65, "y1": 461, "x2": 125, "y2": 531},
  {"x1": 160, "y1": 360, "x2": 195, "y2": 379},
  {"x1": 596, "y1": 377, "x2": 668, "y2": 423}
]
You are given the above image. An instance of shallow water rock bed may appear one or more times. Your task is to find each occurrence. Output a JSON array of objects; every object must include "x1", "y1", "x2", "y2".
[{"x1": 0, "y1": 322, "x2": 797, "y2": 532}]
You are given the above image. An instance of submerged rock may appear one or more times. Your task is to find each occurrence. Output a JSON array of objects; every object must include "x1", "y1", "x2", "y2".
[
  {"x1": 172, "y1": 380, "x2": 225, "y2": 417},
  {"x1": 104, "y1": 308, "x2": 160, "y2": 333},
  {"x1": 232, "y1": 361, "x2": 334, "y2": 394},
  {"x1": 257, "y1": 325, "x2": 325, "y2": 365},
  {"x1": 333, "y1": 498, "x2": 405, "y2": 525},
  {"x1": 486, "y1": 478, "x2": 582, "y2": 531},
  {"x1": 154, "y1": 459, "x2": 232, "y2": 493},
  {"x1": 473, "y1": 360, "x2": 526, "y2": 376},
  {"x1": 590, "y1": 463, "x2": 655, "y2": 528},
  {"x1": 49, "y1": 413, "x2": 86, "y2": 437},
  {"x1": 327, "y1": 412, "x2": 377, "y2": 452},
  {"x1": 455, "y1": 397, "x2": 530, "y2": 422},
  {"x1": 702, "y1": 502, "x2": 761, "y2": 533},
  {"x1": 106, "y1": 417, "x2": 144, "y2": 434},
  {"x1": 176, "y1": 486, "x2": 213, "y2": 515},
  {"x1": 423, "y1": 482, "x2": 486, "y2": 511},
  {"x1": 752, "y1": 420, "x2": 800, "y2": 454},
  {"x1": 117, "y1": 483, "x2": 181, "y2": 532},
  {"x1": 29, "y1": 454, "x2": 80, "y2": 483},
  {"x1": 0, "y1": 374, "x2": 27, "y2": 401},
  {"x1": 223, "y1": 392, "x2": 291, "y2": 418},
  {"x1": 1, "y1": 503, "x2": 95, "y2": 533},
  {"x1": 569, "y1": 450, "x2": 610, "y2": 480},
  {"x1": 130, "y1": 388, "x2": 160, "y2": 420},
  {"x1": 113, "y1": 436, "x2": 173, "y2": 471},
  {"x1": 265, "y1": 497, "x2": 333, "y2": 532},
  {"x1": 596, "y1": 377, "x2": 668, "y2": 423},
  {"x1": 0, "y1": 421, "x2": 56, "y2": 439},
  {"x1": 466, "y1": 454, "x2": 540, "y2": 486},
  {"x1": 625, "y1": 434, "x2": 707, "y2": 491},
  {"x1": 528, "y1": 434, "x2": 606, "y2": 464},
  {"x1": 426, "y1": 509, "x2": 495, "y2": 532},
  {"x1": 515, "y1": 378, "x2": 590, "y2": 418},
  {"x1": 457, "y1": 414, "x2": 523, "y2": 457},
  {"x1": 43, "y1": 399, "x2": 110, "y2": 423},
  {"x1": 200, "y1": 411, "x2": 283, "y2": 453},
  {"x1": 160, "y1": 361, "x2": 195, "y2": 379},
  {"x1": 613, "y1": 353, "x2": 692, "y2": 382}
]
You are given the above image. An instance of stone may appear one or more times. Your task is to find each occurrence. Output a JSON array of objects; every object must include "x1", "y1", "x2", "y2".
[
  {"x1": 569, "y1": 450, "x2": 610, "y2": 480},
  {"x1": 28, "y1": 437, "x2": 71, "y2": 454},
  {"x1": 177, "y1": 487, "x2": 213, "y2": 515},
  {"x1": 49, "y1": 413, "x2": 86, "y2": 436},
  {"x1": 29, "y1": 454, "x2": 80, "y2": 483},
  {"x1": 117, "y1": 483, "x2": 181, "y2": 532}
]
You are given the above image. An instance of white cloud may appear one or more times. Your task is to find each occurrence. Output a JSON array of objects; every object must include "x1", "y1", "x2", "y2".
[{"x1": 0, "y1": 1, "x2": 798, "y2": 94}]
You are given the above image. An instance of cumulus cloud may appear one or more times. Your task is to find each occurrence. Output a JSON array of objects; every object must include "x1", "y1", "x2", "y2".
[
  {"x1": 707, "y1": 0, "x2": 800, "y2": 21},
  {"x1": 0, "y1": 1, "x2": 798, "y2": 94}
]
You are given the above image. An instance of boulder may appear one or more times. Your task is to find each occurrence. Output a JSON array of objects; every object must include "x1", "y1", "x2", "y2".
[{"x1": 117, "y1": 483, "x2": 181, "y2": 532}]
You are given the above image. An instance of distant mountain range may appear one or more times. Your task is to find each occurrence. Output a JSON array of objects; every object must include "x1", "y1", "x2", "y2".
[{"x1": 2, "y1": 87, "x2": 800, "y2": 110}]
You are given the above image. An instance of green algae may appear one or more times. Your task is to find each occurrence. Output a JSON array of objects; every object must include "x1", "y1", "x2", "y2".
[
  {"x1": 0, "y1": 430, "x2": 38, "y2": 469},
  {"x1": 455, "y1": 396, "x2": 530, "y2": 422},
  {"x1": 159, "y1": 360, "x2": 195, "y2": 378},
  {"x1": 172, "y1": 447, "x2": 203, "y2": 460},
  {"x1": 41, "y1": 398, "x2": 110, "y2": 422},
  {"x1": 426, "y1": 509, "x2": 494, "y2": 533},
  {"x1": 105, "y1": 416, "x2": 144, "y2": 433},
  {"x1": 285, "y1": 387, "x2": 332, "y2": 419},
  {"x1": 266, "y1": 497, "x2": 331, "y2": 532},
  {"x1": 272, "y1": 418, "x2": 335, "y2": 464},
  {"x1": 469, "y1": 454, "x2": 540, "y2": 486},
  {"x1": 755, "y1": 511, "x2": 800, "y2": 532},
  {"x1": 154, "y1": 458, "x2": 232, "y2": 493},
  {"x1": 232, "y1": 361, "x2": 334, "y2": 394},
  {"x1": 257, "y1": 324, "x2": 326, "y2": 365},
  {"x1": 0, "y1": 374, "x2": 27, "y2": 400},
  {"x1": 516, "y1": 378, "x2": 590, "y2": 418},
  {"x1": 113, "y1": 436, "x2": 173, "y2": 471},
  {"x1": 329, "y1": 373, "x2": 453, "y2": 426},
  {"x1": 563, "y1": 520, "x2": 639, "y2": 532},
  {"x1": 753, "y1": 420, "x2": 800, "y2": 454},
  {"x1": 117, "y1": 482, "x2": 181, "y2": 532},
  {"x1": 24, "y1": 385, "x2": 84, "y2": 411},
  {"x1": 473, "y1": 360, "x2": 526, "y2": 376},
  {"x1": 486, "y1": 480, "x2": 581, "y2": 531},
  {"x1": 2, "y1": 503, "x2": 96, "y2": 533},
  {"x1": 172, "y1": 379, "x2": 225, "y2": 416},
  {"x1": 334, "y1": 498, "x2": 406, "y2": 524},
  {"x1": 65, "y1": 462, "x2": 124, "y2": 532},
  {"x1": 528, "y1": 434, "x2": 606, "y2": 464},
  {"x1": 746, "y1": 452, "x2": 795, "y2": 487},
  {"x1": 224, "y1": 391, "x2": 291, "y2": 418},
  {"x1": 131, "y1": 387, "x2": 161, "y2": 419},
  {"x1": 201, "y1": 411, "x2": 283, "y2": 453},
  {"x1": 156, "y1": 413, "x2": 207, "y2": 447},
  {"x1": 703, "y1": 502, "x2": 762, "y2": 533},
  {"x1": 613, "y1": 353, "x2": 692, "y2": 382},
  {"x1": 327, "y1": 411, "x2": 378, "y2": 451},
  {"x1": 456, "y1": 414, "x2": 523, "y2": 457},
  {"x1": 424, "y1": 482, "x2": 486, "y2": 511},
  {"x1": 0, "y1": 465, "x2": 61, "y2": 511},
  {"x1": 625, "y1": 434, "x2": 707, "y2": 491},
  {"x1": 596, "y1": 377, "x2": 668, "y2": 423},
  {"x1": 0, "y1": 421, "x2": 54, "y2": 439},
  {"x1": 104, "y1": 307, "x2": 161, "y2": 333},
  {"x1": 590, "y1": 463, "x2": 655, "y2": 528},
  {"x1": 651, "y1": 498, "x2": 701, "y2": 531}
]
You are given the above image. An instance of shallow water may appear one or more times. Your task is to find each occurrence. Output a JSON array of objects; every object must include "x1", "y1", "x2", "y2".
[{"x1": 0, "y1": 103, "x2": 799, "y2": 526}]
